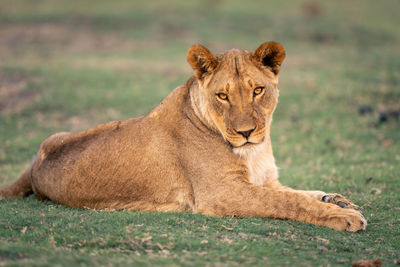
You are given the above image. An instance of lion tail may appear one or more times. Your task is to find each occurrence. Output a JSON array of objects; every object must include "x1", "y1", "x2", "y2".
[{"x1": 0, "y1": 162, "x2": 33, "y2": 200}]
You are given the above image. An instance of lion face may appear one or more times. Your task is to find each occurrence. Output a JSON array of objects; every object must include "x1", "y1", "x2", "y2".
[{"x1": 187, "y1": 42, "x2": 285, "y2": 148}]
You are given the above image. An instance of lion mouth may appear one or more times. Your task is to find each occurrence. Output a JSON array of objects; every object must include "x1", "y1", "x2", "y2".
[
  {"x1": 225, "y1": 132, "x2": 265, "y2": 148},
  {"x1": 229, "y1": 138, "x2": 264, "y2": 148}
]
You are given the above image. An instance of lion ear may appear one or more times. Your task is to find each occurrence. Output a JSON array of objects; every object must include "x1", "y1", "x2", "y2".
[
  {"x1": 187, "y1": 44, "x2": 218, "y2": 80},
  {"x1": 252, "y1": 42, "x2": 286, "y2": 75}
]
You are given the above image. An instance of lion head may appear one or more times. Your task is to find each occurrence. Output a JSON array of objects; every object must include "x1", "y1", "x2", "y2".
[{"x1": 187, "y1": 42, "x2": 285, "y2": 148}]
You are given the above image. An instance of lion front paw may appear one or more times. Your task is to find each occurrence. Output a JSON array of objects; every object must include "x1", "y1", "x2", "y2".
[
  {"x1": 324, "y1": 208, "x2": 367, "y2": 232},
  {"x1": 322, "y1": 193, "x2": 360, "y2": 211}
]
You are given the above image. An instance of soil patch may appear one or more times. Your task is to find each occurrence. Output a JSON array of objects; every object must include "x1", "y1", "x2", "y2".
[
  {"x1": 0, "y1": 23, "x2": 150, "y2": 55},
  {"x1": 0, "y1": 70, "x2": 40, "y2": 115}
]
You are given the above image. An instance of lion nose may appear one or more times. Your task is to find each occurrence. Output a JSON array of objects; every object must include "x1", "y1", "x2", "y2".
[{"x1": 235, "y1": 128, "x2": 255, "y2": 139}]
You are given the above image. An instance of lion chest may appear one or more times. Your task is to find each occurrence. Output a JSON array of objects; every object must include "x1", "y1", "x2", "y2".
[{"x1": 233, "y1": 144, "x2": 278, "y2": 186}]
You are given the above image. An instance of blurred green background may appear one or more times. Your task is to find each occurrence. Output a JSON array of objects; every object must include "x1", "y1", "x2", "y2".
[{"x1": 0, "y1": 0, "x2": 399, "y2": 265}]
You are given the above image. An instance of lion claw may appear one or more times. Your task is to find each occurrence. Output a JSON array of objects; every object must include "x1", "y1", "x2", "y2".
[{"x1": 322, "y1": 193, "x2": 361, "y2": 211}]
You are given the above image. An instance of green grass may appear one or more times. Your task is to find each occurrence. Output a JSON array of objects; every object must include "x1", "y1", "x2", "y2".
[{"x1": 0, "y1": 0, "x2": 399, "y2": 265}]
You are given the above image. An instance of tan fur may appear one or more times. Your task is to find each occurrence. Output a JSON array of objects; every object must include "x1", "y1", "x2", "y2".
[{"x1": 0, "y1": 42, "x2": 366, "y2": 231}]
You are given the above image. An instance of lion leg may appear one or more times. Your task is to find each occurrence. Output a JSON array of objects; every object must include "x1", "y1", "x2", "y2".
[
  {"x1": 265, "y1": 181, "x2": 360, "y2": 211},
  {"x1": 288, "y1": 189, "x2": 360, "y2": 211},
  {"x1": 0, "y1": 132, "x2": 70, "y2": 201},
  {"x1": 199, "y1": 181, "x2": 366, "y2": 232},
  {"x1": 0, "y1": 162, "x2": 33, "y2": 200}
]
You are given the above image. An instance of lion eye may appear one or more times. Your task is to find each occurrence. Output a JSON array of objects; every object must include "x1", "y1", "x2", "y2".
[
  {"x1": 254, "y1": 87, "x2": 264, "y2": 96},
  {"x1": 217, "y1": 93, "x2": 229, "y2": 101}
]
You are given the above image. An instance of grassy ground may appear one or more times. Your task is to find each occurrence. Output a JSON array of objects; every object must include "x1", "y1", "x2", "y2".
[{"x1": 0, "y1": 0, "x2": 399, "y2": 265}]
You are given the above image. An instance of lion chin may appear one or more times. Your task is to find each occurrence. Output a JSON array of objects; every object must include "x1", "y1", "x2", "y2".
[{"x1": 0, "y1": 41, "x2": 366, "y2": 232}]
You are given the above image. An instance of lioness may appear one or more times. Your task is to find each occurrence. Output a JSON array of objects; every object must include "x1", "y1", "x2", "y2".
[{"x1": 0, "y1": 42, "x2": 366, "y2": 231}]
